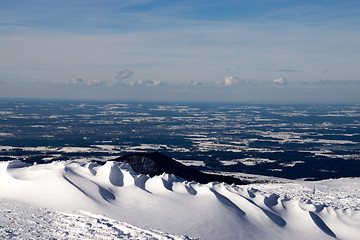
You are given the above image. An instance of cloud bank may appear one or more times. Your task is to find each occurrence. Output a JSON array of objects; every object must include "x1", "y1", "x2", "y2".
[
  {"x1": 67, "y1": 68, "x2": 164, "y2": 88},
  {"x1": 67, "y1": 78, "x2": 104, "y2": 86},
  {"x1": 129, "y1": 79, "x2": 164, "y2": 87}
]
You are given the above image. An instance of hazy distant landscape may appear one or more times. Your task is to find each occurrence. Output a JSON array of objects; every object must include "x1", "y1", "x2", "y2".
[{"x1": 1, "y1": 100, "x2": 359, "y2": 180}]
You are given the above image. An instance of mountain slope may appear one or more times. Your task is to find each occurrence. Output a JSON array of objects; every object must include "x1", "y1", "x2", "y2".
[{"x1": 0, "y1": 160, "x2": 359, "y2": 240}]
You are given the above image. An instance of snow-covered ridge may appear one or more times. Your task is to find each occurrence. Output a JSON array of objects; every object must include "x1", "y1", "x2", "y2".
[{"x1": 1, "y1": 161, "x2": 359, "y2": 240}]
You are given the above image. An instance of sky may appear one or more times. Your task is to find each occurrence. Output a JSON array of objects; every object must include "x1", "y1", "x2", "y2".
[{"x1": 0, "y1": 0, "x2": 360, "y2": 103}]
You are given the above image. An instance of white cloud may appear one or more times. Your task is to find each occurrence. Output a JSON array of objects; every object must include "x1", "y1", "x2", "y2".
[
  {"x1": 111, "y1": 69, "x2": 135, "y2": 86},
  {"x1": 67, "y1": 78, "x2": 104, "y2": 86},
  {"x1": 224, "y1": 76, "x2": 239, "y2": 86},
  {"x1": 116, "y1": 69, "x2": 134, "y2": 80},
  {"x1": 273, "y1": 77, "x2": 288, "y2": 85},
  {"x1": 149, "y1": 80, "x2": 162, "y2": 87},
  {"x1": 129, "y1": 79, "x2": 164, "y2": 87},
  {"x1": 86, "y1": 79, "x2": 105, "y2": 86}
]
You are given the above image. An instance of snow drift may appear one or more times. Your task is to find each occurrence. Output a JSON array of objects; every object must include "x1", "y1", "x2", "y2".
[
  {"x1": 0, "y1": 160, "x2": 359, "y2": 240},
  {"x1": 0, "y1": 199, "x2": 191, "y2": 240}
]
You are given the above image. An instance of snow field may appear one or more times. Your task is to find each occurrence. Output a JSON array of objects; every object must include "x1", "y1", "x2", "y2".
[
  {"x1": 0, "y1": 199, "x2": 193, "y2": 240},
  {"x1": 0, "y1": 160, "x2": 359, "y2": 240}
]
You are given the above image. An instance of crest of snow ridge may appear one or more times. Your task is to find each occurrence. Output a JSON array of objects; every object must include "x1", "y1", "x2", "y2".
[{"x1": 1, "y1": 160, "x2": 359, "y2": 240}]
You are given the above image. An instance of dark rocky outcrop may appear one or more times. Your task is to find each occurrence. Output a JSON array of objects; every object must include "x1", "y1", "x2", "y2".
[{"x1": 113, "y1": 152, "x2": 245, "y2": 185}]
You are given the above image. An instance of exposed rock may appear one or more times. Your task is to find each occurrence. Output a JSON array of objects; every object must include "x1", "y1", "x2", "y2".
[{"x1": 113, "y1": 152, "x2": 245, "y2": 185}]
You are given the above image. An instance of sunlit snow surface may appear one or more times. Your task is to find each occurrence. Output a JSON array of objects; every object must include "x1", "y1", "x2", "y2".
[
  {"x1": 0, "y1": 200, "x2": 193, "y2": 240},
  {"x1": 1, "y1": 161, "x2": 359, "y2": 240}
]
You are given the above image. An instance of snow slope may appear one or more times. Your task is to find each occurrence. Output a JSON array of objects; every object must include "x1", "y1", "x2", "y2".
[
  {"x1": 0, "y1": 199, "x2": 193, "y2": 240},
  {"x1": 0, "y1": 160, "x2": 359, "y2": 240}
]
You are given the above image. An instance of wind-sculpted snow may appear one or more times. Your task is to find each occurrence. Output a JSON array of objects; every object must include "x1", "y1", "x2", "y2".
[{"x1": 1, "y1": 161, "x2": 359, "y2": 240}]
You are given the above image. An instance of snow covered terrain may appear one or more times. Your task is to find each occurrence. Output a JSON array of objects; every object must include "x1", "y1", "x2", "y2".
[
  {"x1": 0, "y1": 199, "x2": 192, "y2": 240},
  {"x1": 1, "y1": 160, "x2": 359, "y2": 239}
]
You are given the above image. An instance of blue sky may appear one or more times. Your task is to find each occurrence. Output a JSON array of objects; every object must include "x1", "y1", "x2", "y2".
[{"x1": 1, "y1": 0, "x2": 360, "y2": 103}]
